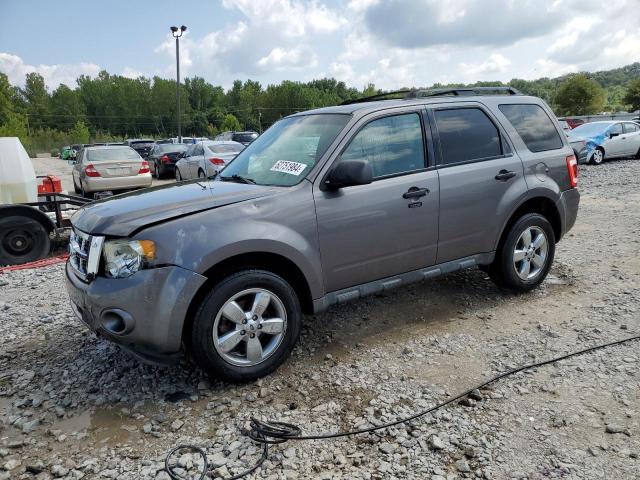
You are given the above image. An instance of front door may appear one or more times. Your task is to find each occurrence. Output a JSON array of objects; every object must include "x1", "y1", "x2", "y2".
[
  {"x1": 432, "y1": 105, "x2": 527, "y2": 264},
  {"x1": 314, "y1": 111, "x2": 439, "y2": 293},
  {"x1": 604, "y1": 123, "x2": 625, "y2": 158}
]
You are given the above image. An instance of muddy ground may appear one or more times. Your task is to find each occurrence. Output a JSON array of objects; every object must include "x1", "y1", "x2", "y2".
[{"x1": 1, "y1": 159, "x2": 639, "y2": 479}]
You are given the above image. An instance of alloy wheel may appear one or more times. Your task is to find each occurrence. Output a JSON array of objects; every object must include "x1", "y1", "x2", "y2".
[
  {"x1": 513, "y1": 226, "x2": 548, "y2": 281},
  {"x1": 592, "y1": 149, "x2": 604, "y2": 164},
  {"x1": 212, "y1": 288, "x2": 287, "y2": 367}
]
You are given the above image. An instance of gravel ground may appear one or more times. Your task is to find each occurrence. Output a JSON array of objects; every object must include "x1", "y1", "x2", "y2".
[{"x1": 1, "y1": 159, "x2": 639, "y2": 480}]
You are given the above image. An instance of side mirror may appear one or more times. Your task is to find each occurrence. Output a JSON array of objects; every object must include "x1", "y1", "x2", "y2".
[
  {"x1": 325, "y1": 160, "x2": 373, "y2": 190},
  {"x1": 610, "y1": 132, "x2": 620, "y2": 139}
]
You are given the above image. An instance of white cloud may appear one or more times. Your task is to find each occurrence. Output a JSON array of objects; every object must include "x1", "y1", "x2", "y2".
[
  {"x1": 257, "y1": 46, "x2": 317, "y2": 70},
  {"x1": 121, "y1": 67, "x2": 145, "y2": 79},
  {"x1": 0, "y1": 52, "x2": 101, "y2": 89},
  {"x1": 459, "y1": 53, "x2": 512, "y2": 77}
]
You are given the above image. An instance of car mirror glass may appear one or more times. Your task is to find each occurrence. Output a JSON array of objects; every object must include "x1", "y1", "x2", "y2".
[{"x1": 325, "y1": 159, "x2": 373, "y2": 190}]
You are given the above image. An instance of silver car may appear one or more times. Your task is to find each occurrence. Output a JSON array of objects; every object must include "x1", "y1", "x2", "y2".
[
  {"x1": 71, "y1": 146, "x2": 152, "y2": 198},
  {"x1": 175, "y1": 141, "x2": 244, "y2": 180},
  {"x1": 567, "y1": 121, "x2": 640, "y2": 164}
]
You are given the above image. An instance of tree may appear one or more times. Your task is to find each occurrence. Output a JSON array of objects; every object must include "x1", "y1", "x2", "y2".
[
  {"x1": 0, "y1": 73, "x2": 13, "y2": 125},
  {"x1": 0, "y1": 112, "x2": 28, "y2": 139},
  {"x1": 50, "y1": 84, "x2": 85, "y2": 130},
  {"x1": 553, "y1": 74, "x2": 606, "y2": 116},
  {"x1": 69, "y1": 120, "x2": 90, "y2": 144},
  {"x1": 220, "y1": 113, "x2": 241, "y2": 131},
  {"x1": 22, "y1": 72, "x2": 50, "y2": 129},
  {"x1": 623, "y1": 79, "x2": 640, "y2": 112}
]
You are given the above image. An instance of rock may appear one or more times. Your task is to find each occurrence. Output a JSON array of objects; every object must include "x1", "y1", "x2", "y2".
[
  {"x1": 455, "y1": 459, "x2": 471, "y2": 473},
  {"x1": 170, "y1": 420, "x2": 185, "y2": 432},
  {"x1": 605, "y1": 424, "x2": 631, "y2": 436},
  {"x1": 22, "y1": 418, "x2": 40, "y2": 433},
  {"x1": 3, "y1": 458, "x2": 21, "y2": 470},
  {"x1": 51, "y1": 465, "x2": 69, "y2": 477},
  {"x1": 244, "y1": 392, "x2": 257, "y2": 402},
  {"x1": 379, "y1": 443, "x2": 395, "y2": 455},
  {"x1": 429, "y1": 435, "x2": 445, "y2": 450}
]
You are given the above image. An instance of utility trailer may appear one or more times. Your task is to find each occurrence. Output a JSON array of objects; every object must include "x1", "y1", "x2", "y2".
[{"x1": 0, "y1": 137, "x2": 90, "y2": 266}]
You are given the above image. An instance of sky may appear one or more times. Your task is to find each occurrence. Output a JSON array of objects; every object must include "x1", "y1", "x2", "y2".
[{"x1": 1, "y1": 0, "x2": 639, "y2": 91}]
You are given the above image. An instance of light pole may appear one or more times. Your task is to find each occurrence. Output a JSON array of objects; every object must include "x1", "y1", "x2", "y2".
[{"x1": 170, "y1": 25, "x2": 187, "y2": 143}]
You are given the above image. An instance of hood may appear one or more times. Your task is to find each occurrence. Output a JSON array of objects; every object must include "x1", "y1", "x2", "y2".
[{"x1": 71, "y1": 180, "x2": 276, "y2": 236}]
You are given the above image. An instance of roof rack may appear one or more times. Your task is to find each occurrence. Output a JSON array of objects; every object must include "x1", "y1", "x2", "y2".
[{"x1": 340, "y1": 86, "x2": 521, "y2": 106}]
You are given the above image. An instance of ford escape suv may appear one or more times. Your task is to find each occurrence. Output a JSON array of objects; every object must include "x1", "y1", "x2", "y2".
[{"x1": 65, "y1": 87, "x2": 580, "y2": 382}]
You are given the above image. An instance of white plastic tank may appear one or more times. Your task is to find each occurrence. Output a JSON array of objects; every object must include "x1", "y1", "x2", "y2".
[{"x1": 0, "y1": 137, "x2": 37, "y2": 204}]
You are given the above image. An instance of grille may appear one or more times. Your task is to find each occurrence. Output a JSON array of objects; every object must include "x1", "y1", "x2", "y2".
[{"x1": 69, "y1": 228, "x2": 104, "y2": 281}]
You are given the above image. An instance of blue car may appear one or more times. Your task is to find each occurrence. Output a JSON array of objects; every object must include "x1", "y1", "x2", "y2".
[{"x1": 567, "y1": 121, "x2": 640, "y2": 165}]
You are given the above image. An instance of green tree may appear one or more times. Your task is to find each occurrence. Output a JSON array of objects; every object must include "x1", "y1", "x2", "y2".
[
  {"x1": 22, "y1": 72, "x2": 51, "y2": 129},
  {"x1": 0, "y1": 112, "x2": 28, "y2": 139},
  {"x1": 0, "y1": 73, "x2": 14, "y2": 125},
  {"x1": 69, "y1": 120, "x2": 90, "y2": 144},
  {"x1": 220, "y1": 113, "x2": 241, "y2": 131},
  {"x1": 50, "y1": 84, "x2": 85, "y2": 130},
  {"x1": 623, "y1": 79, "x2": 640, "y2": 111},
  {"x1": 553, "y1": 74, "x2": 606, "y2": 116}
]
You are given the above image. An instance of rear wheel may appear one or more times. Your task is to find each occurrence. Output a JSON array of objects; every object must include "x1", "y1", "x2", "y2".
[
  {"x1": 73, "y1": 177, "x2": 81, "y2": 194},
  {"x1": 197, "y1": 169, "x2": 206, "y2": 179},
  {"x1": 590, "y1": 147, "x2": 604, "y2": 165},
  {"x1": 0, "y1": 216, "x2": 51, "y2": 265},
  {"x1": 80, "y1": 181, "x2": 93, "y2": 199},
  {"x1": 190, "y1": 270, "x2": 302, "y2": 383},
  {"x1": 175, "y1": 168, "x2": 183, "y2": 182},
  {"x1": 489, "y1": 213, "x2": 555, "y2": 292}
]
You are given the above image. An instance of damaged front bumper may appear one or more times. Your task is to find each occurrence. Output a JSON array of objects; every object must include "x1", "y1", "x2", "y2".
[{"x1": 65, "y1": 260, "x2": 207, "y2": 364}]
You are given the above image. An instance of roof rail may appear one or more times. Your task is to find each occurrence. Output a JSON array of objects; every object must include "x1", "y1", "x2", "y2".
[{"x1": 340, "y1": 86, "x2": 521, "y2": 105}]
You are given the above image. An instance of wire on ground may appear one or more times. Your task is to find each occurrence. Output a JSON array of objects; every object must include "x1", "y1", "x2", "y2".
[{"x1": 164, "y1": 334, "x2": 640, "y2": 480}]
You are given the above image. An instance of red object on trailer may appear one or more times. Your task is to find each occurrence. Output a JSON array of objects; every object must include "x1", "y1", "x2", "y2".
[{"x1": 37, "y1": 175, "x2": 63, "y2": 194}]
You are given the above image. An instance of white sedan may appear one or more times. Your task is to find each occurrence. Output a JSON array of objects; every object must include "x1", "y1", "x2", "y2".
[
  {"x1": 175, "y1": 141, "x2": 244, "y2": 180},
  {"x1": 567, "y1": 121, "x2": 640, "y2": 165}
]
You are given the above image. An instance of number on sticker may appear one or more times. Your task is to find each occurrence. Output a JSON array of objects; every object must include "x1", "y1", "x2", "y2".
[{"x1": 270, "y1": 160, "x2": 307, "y2": 176}]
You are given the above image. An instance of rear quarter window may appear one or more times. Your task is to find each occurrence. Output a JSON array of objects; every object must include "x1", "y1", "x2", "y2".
[{"x1": 499, "y1": 104, "x2": 563, "y2": 152}]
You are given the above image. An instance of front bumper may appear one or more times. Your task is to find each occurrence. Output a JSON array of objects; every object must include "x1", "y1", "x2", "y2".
[
  {"x1": 557, "y1": 187, "x2": 580, "y2": 240},
  {"x1": 65, "y1": 261, "x2": 207, "y2": 363}
]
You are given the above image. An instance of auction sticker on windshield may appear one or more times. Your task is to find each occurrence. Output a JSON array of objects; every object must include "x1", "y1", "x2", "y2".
[{"x1": 270, "y1": 160, "x2": 307, "y2": 176}]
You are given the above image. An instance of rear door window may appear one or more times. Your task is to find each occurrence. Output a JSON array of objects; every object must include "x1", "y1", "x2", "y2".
[
  {"x1": 435, "y1": 108, "x2": 502, "y2": 165},
  {"x1": 341, "y1": 113, "x2": 426, "y2": 178},
  {"x1": 499, "y1": 104, "x2": 563, "y2": 152},
  {"x1": 623, "y1": 123, "x2": 638, "y2": 133}
]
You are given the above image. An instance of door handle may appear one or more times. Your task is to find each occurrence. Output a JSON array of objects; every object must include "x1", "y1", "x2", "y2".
[
  {"x1": 403, "y1": 187, "x2": 429, "y2": 199},
  {"x1": 495, "y1": 170, "x2": 516, "y2": 181}
]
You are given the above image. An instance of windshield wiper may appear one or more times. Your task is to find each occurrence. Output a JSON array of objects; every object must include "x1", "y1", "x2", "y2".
[{"x1": 219, "y1": 174, "x2": 256, "y2": 185}]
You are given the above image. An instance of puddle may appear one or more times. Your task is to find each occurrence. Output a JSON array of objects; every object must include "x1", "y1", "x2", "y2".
[{"x1": 52, "y1": 408, "x2": 136, "y2": 446}]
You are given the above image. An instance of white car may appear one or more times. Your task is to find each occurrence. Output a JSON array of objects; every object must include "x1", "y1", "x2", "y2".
[
  {"x1": 175, "y1": 141, "x2": 244, "y2": 180},
  {"x1": 567, "y1": 121, "x2": 640, "y2": 165}
]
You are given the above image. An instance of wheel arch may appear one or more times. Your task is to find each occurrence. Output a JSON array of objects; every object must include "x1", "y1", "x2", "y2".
[
  {"x1": 0, "y1": 205, "x2": 55, "y2": 233},
  {"x1": 181, "y1": 251, "x2": 314, "y2": 346},
  {"x1": 495, "y1": 196, "x2": 562, "y2": 252}
]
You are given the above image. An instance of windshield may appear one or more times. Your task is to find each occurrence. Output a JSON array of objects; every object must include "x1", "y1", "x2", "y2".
[
  {"x1": 220, "y1": 114, "x2": 349, "y2": 186},
  {"x1": 571, "y1": 123, "x2": 611, "y2": 137},
  {"x1": 208, "y1": 143, "x2": 243, "y2": 154},
  {"x1": 87, "y1": 147, "x2": 140, "y2": 162},
  {"x1": 233, "y1": 132, "x2": 259, "y2": 143}
]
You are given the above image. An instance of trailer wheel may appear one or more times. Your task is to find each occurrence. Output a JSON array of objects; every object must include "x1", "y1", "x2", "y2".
[{"x1": 0, "y1": 216, "x2": 51, "y2": 265}]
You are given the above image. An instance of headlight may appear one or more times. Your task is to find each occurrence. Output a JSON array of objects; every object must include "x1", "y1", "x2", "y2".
[{"x1": 102, "y1": 239, "x2": 156, "y2": 278}]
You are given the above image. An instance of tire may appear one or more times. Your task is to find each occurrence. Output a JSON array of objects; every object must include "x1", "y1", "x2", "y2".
[
  {"x1": 0, "y1": 216, "x2": 51, "y2": 265},
  {"x1": 80, "y1": 181, "x2": 93, "y2": 200},
  {"x1": 635, "y1": 146, "x2": 640, "y2": 160},
  {"x1": 151, "y1": 161, "x2": 157, "y2": 178},
  {"x1": 73, "y1": 177, "x2": 81, "y2": 194},
  {"x1": 175, "y1": 168, "x2": 183, "y2": 182},
  {"x1": 190, "y1": 270, "x2": 302, "y2": 383},
  {"x1": 488, "y1": 213, "x2": 555, "y2": 292},
  {"x1": 197, "y1": 169, "x2": 206, "y2": 179},
  {"x1": 590, "y1": 147, "x2": 604, "y2": 165}
]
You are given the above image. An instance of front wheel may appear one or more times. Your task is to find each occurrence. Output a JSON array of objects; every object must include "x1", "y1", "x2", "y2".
[
  {"x1": 489, "y1": 213, "x2": 555, "y2": 292},
  {"x1": 590, "y1": 148, "x2": 604, "y2": 165},
  {"x1": 190, "y1": 270, "x2": 302, "y2": 383}
]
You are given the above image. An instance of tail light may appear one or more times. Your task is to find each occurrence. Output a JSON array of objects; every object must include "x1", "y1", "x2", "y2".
[
  {"x1": 160, "y1": 154, "x2": 171, "y2": 164},
  {"x1": 138, "y1": 161, "x2": 150, "y2": 174},
  {"x1": 84, "y1": 164, "x2": 101, "y2": 177},
  {"x1": 209, "y1": 157, "x2": 225, "y2": 166},
  {"x1": 566, "y1": 154, "x2": 578, "y2": 188}
]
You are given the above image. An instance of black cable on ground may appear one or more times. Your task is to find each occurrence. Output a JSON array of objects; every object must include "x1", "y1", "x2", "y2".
[{"x1": 164, "y1": 334, "x2": 640, "y2": 480}]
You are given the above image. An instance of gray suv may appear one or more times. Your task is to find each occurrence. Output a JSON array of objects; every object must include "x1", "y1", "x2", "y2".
[{"x1": 65, "y1": 87, "x2": 580, "y2": 382}]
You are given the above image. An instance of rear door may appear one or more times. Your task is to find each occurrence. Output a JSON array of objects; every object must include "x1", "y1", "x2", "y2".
[
  {"x1": 431, "y1": 104, "x2": 526, "y2": 264},
  {"x1": 622, "y1": 122, "x2": 640, "y2": 156},
  {"x1": 314, "y1": 108, "x2": 440, "y2": 292}
]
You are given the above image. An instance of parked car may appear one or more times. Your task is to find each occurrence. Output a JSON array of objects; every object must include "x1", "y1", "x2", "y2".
[
  {"x1": 175, "y1": 140, "x2": 244, "y2": 180},
  {"x1": 563, "y1": 118, "x2": 585, "y2": 129},
  {"x1": 214, "y1": 131, "x2": 259, "y2": 146},
  {"x1": 567, "y1": 120, "x2": 640, "y2": 164},
  {"x1": 71, "y1": 145, "x2": 152, "y2": 198},
  {"x1": 70, "y1": 144, "x2": 83, "y2": 159},
  {"x1": 60, "y1": 146, "x2": 73, "y2": 160},
  {"x1": 147, "y1": 143, "x2": 189, "y2": 179},
  {"x1": 65, "y1": 87, "x2": 580, "y2": 382},
  {"x1": 124, "y1": 139, "x2": 155, "y2": 159},
  {"x1": 557, "y1": 120, "x2": 571, "y2": 132}
]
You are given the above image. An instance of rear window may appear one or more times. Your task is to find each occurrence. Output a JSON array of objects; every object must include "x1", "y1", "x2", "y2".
[
  {"x1": 159, "y1": 144, "x2": 188, "y2": 153},
  {"x1": 87, "y1": 147, "x2": 140, "y2": 162},
  {"x1": 499, "y1": 104, "x2": 563, "y2": 152},
  {"x1": 209, "y1": 144, "x2": 243, "y2": 154},
  {"x1": 233, "y1": 133, "x2": 258, "y2": 143},
  {"x1": 435, "y1": 108, "x2": 502, "y2": 165}
]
